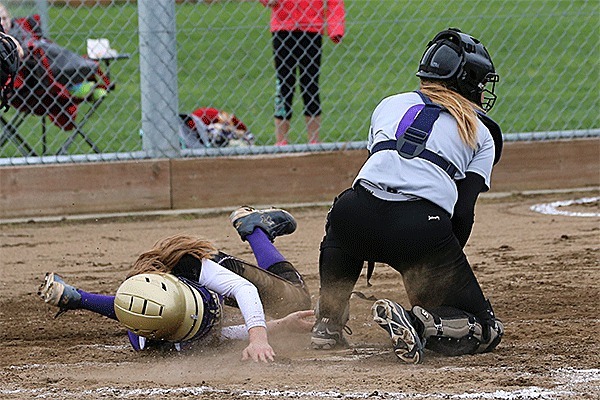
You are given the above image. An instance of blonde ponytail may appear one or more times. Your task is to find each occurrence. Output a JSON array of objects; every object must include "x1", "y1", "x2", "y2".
[
  {"x1": 127, "y1": 234, "x2": 218, "y2": 278},
  {"x1": 419, "y1": 80, "x2": 481, "y2": 149}
]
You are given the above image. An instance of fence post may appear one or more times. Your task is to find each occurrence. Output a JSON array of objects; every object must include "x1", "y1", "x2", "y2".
[{"x1": 138, "y1": 0, "x2": 180, "y2": 157}]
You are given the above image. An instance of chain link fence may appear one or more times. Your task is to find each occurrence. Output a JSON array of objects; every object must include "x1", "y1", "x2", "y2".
[{"x1": 0, "y1": 0, "x2": 597, "y2": 165}]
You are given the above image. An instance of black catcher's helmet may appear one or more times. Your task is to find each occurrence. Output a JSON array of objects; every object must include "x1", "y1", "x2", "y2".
[
  {"x1": 0, "y1": 33, "x2": 21, "y2": 112},
  {"x1": 416, "y1": 28, "x2": 499, "y2": 112}
]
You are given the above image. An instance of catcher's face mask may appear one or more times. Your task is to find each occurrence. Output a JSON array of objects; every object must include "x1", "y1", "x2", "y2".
[{"x1": 0, "y1": 33, "x2": 21, "y2": 112}]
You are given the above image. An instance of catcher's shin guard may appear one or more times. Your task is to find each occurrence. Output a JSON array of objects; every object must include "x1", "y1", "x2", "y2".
[
  {"x1": 412, "y1": 304, "x2": 504, "y2": 356},
  {"x1": 213, "y1": 252, "x2": 311, "y2": 318}
]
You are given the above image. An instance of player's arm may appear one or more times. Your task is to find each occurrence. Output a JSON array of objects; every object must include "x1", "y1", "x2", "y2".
[
  {"x1": 265, "y1": 310, "x2": 315, "y2": 335},
  {"x1": 200, "y1": 259, "x2": 275, "y2": 362},
  {"x1": 326, "y1": 0, "x2": 345, "y2": 43},
  {"x1": 452, "y1": 172, "x2": 487, "y2": 248},
  {"x1": 242, "y1": 310, "x2": 314, "y2": 361},
  {"x1": 221, "y1": 309, "x2": 314, "y2": 341},
  {"x1": 453, "y1": 123, "x2": 495, "y2": 247}
]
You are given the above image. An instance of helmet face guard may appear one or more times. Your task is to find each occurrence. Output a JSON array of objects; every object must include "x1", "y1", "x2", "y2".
[
  {"x1": 480, "y1": 72, "x2": 499, "y2": 112},
  {"x1": 417, "y1": 28, "x2": 499, "y2": 112}
]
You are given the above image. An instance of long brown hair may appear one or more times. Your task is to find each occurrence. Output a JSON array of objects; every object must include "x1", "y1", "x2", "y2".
[
  {"x1": 127, "y1": 234, "x2": 218, "y2": 278},
  {"x1": 419, "y1": 80, "x2": 481, "y2": 149}
]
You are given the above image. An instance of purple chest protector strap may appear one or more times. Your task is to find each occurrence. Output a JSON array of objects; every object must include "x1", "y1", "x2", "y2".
[{"x1": 370, "y1": 91, "x2": 458, "y2": 179}]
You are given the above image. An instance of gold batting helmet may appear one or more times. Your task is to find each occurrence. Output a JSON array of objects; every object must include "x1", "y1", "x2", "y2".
[{"x1": 114, "y1": 273, "x2": 204, "y2": 342}]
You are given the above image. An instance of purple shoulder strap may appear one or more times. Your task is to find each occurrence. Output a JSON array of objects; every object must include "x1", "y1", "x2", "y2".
[{"x1": 394, "y1": 104, "x2": 425, "y2": 139}]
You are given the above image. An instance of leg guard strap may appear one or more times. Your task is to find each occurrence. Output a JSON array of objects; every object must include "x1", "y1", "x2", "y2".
[{"x1": 412, "y1": 305, "x2": 504, "y2": 356}]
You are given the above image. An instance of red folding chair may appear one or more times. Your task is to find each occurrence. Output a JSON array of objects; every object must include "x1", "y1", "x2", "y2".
[{"x1": 0, "y1": 15, "x2": 118, "y2": 156}]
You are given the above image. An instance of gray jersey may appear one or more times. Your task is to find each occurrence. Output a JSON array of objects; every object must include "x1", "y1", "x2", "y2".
[{"x1": 353, "y1": 92, "x2": 495, "y2": 216}]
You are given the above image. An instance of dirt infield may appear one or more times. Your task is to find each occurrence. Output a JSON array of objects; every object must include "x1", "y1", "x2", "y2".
[{"x1": 1, "y1": 142, "x2": 599, "y2": 399}]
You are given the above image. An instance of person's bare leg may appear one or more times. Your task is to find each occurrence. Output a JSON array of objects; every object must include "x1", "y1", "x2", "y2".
[
  {"x1": 275, "y1": 118, "x2": 290, "y2": 145},
  {"x1": 306, "y1": 115, "x2": 321, "y2": 144}
]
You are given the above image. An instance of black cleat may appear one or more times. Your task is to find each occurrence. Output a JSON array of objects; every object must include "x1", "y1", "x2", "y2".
[
  {"x1": 230, "y1": 206, "x2": 297, "y2": 242},
  {"x1": 372, "y1": 299, "x2": 424, "y2": 364}
]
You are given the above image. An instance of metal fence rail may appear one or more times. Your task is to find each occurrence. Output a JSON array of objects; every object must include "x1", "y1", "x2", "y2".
[{"x1": 0, "y1": 0, "x2": 597, "y2": 166}]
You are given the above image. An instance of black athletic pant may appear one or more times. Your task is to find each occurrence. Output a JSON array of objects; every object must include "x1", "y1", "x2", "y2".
[
  {"x1": 318, "y1": 184, "x2": 489, "y2": 322},
  {"x1": 272, "y1": 30, "x2": 322, "y2": 119}
]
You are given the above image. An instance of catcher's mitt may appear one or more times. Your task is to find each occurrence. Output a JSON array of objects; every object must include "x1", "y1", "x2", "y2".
[{"x1": 0, "y1": 32, "x2": 21, "y2": 111}]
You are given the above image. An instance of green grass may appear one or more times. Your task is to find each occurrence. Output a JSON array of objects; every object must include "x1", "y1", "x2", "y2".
[{"x1": 0, "y1": 0, "x2": 597, "y2": 157}]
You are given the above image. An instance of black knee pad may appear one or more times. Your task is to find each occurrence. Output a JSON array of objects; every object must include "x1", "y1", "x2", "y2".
[{"x1": 268, "y1": 261, "x2": 304, "y2": 286}]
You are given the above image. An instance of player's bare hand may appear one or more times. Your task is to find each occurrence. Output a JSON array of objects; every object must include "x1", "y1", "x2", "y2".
[
  {"x1": 243, "y1": 326, "x2": 275, "y2": 363},
  {"x1": 266, "y1": 309, "x2": 315, "y2": 335},
  {"x1": 280, "y1": 309, "x2": 315, "y2": 333},
  {"x1": 242, "y1": 341, "x2": 276, "y2": 363}
]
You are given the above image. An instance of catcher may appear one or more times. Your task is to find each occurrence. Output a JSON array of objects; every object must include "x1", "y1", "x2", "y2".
[
  {"x1": 0, "y1": 4, "x2": 22, "y2": 111},
  {"x1": 39, "y1": 207, "x2": 313, "y2": 363},
  {"x1": 311, "y1": 28, "x2": 504, "y2": 363}
]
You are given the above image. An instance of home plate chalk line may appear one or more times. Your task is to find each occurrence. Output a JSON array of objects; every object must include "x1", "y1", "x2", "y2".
[
  {"x1": 2, "y1": 366, "x2": 598, "y2": 399},
  {"x1": 530, "y1": 196, "x2": 599, "y2": 217}
]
